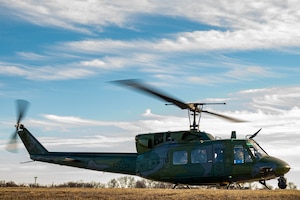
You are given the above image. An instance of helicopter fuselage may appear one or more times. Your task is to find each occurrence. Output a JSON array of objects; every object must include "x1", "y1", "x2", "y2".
[
  {"x1": 136, "y1": 134, "x2": 289, "y2": 186},
  {"x1": 18, "y1": 126, "x2": 290, "y2": 188},
  {"x1": 135, "y1": 130, "x2": 290, "y2": 187}
]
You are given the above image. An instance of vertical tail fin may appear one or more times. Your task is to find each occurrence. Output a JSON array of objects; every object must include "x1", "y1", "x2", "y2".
[{"x1": 18, "y1": 126, "x2": 48, "y2": 155}]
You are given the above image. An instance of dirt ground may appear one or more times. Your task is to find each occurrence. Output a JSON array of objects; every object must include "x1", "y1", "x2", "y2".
[{"x1": 0, "y1": 188, "x2": 299, "y2": 200}]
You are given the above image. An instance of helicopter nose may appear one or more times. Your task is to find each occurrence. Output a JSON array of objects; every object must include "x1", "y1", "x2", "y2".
[
  {"x1": 275, "y1": 159, "x2": 290, "y2": 175},
  {"x1": 257, "y1": 156, "x2": 290, "y2": 177}
]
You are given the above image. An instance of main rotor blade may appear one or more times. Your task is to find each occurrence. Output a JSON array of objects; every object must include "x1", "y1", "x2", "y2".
[
  {"x1": 113, "y1": 79, "x2": 246, "y2": 123},
  {"x1": 113, "y1": 79, "x2": 190, "y2": 110},
  {"x1": 202, "y1": 110, "x2": 247, "y2": 123},
  {"x1": 16, "y1": 99, "x2": 30, "y2": 125}
]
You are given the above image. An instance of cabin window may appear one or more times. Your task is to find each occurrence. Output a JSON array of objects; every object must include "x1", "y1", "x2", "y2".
[
  {"x1": 173, "y1": 151, "x2": 188, "y2": 165},
  {"x1": 191, "y1": 149, "x2": 207, "y2": 163},
  {"x1": 234, "y1": 145, "x2": 253, "y2": 164},
  {"x1": 214, "y1": 148, "x2": 224, "y2": 163}
]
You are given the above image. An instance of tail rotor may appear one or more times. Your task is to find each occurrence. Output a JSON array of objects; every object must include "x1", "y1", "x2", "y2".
[{"x1": 6, "y1": 100, "x2": 30, "y2": 153}]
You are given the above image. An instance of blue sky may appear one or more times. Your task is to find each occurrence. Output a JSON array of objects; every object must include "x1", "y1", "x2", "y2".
[{"x1": 0, "y1": 1, "x2": 300, "y2": 187}]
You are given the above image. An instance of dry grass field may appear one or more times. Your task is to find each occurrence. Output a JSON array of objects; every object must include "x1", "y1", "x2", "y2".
[{"x1": 0, "y1": 188, "x2": 299, "y2": 200}]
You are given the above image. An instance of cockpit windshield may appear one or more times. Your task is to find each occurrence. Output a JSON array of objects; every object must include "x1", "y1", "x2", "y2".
[{"x1": 246, "y1": 140, "x2": 268, "y2": 160}]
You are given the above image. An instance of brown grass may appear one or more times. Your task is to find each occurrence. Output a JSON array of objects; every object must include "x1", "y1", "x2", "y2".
[{"x1": 0, "y1": 188, "x2": 299, "y2": 200}]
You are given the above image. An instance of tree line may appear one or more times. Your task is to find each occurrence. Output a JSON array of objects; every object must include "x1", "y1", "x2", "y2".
[{"x1": 0, "y1": 177, "x2": 297, "y2": 190}]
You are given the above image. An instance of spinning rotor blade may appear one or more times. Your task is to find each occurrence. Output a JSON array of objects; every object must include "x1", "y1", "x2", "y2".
[
  {"x1": 6, "y1": 99, "x2": 30, "y2": 153},
  {"x1": 6, "y1": 130, "x2": 18, "y2": 153},
  {"x1": 202, "y1": 110, "x2": 246, "y2": 123},
  {"x1": 113, "y1": 79, "x2": 190, "y2": 110},
  {"x1": 16, "y1": 99, "x2": 30, "y2": 126},
  {"x1": 113, "y1": 79, "x2": 246, "y2": 123}
]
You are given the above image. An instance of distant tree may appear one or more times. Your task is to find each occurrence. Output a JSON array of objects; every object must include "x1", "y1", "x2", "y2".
[
  {"x1": 106, "y1": 176, "x2": 136, "y2": 188},
  {"x1": 54, "y1": 181, "x2": 105, "y2": 188},
  {"x1": 18, "y1": 183, "x2": 28, "y2": 187},
  {"x1": 151, "y1": 181, "x2": 173, "y2": 189},
  {"x1": 4, "y1": 181, "x2": 18, "y2": 187},
  {"x1": 287, "y1": 182, "x2": 297, "y2": 190},
  {"x1": 0, "y1": 180, "x2": 5, "y2": 187},
  {"x1": 89, "y1": 181, "x2": 106, "y2": 188},
  {"x1": 135, "y1": 178, "x2": 173, "y2": 189},
  {"x1": 118, "y1": 176, "x2": 136, "y2": 188},
  {"x1": 135, "y1": 179, "x2": 147, "y2": 188},
  {"x1": 29, "y1": 183, "x2": 41, "y2": 188},
  {"x1": 107, "y1": 178, "x2": 119, "y2": 188}
]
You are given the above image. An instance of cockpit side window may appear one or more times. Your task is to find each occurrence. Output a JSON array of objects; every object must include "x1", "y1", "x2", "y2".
[
  {"x1": 234, "y1": 145, "x2": 253, "y2": 164},
  {"x1": 234, "y1": 145, "x2": 244, "y2": 164},
  {"x1": 244, "y1": 148, "x2": 253, "y2": 163}
]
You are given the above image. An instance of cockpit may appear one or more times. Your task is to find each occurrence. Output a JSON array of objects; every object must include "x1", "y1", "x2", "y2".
[{"x1": 234, "y1": 140, "x2": 268, "y2": 164}]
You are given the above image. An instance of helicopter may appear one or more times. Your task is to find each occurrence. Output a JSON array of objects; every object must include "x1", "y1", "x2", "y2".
[{"x1": 6, "y1": 79, "x2": 290, "y2": 189}]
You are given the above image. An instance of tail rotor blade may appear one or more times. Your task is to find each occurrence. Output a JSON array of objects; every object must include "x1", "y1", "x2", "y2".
[
  {"x1": 16, "y1": 99, "x2": 30, "y2": 125},
  {"x1": 6, "y1": 99, "x2": 30, "y2": 153},
  {"x1": 5, "y1": 131, "x2": 18, "y2": 153}
]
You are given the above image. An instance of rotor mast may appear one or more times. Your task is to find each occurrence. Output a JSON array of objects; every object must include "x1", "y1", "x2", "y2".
[
  {"x1": 186, "y1": 103, "x2": 226, "y2": 131},
  {"x1": 188, "y1": 105, "x2": 200, "y2": 131}
]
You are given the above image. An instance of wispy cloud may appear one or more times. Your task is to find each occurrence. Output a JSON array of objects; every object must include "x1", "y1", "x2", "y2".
[
  {"x1": 28, "y1": 115, "x2": 134, "y2": 132},
  {"x1": 1, "y1": 1, "x2": 299, "y2": 83},
  {"x1": 235, "y1": 86, "x2": 300, "y2": 113},
  {"x1": 0, "y1": 62, "x2": 95, "y2": 81},
  {"x1": 39, "y1": 135, "x2": 133, "y2": 149},
  {"x1": 225, "y1": 66, "x2": 275, "y2": 79},
  {"x1": 16, "y1": 52, "x2": 48, "y2": 60},
  {"x1": 1, "y1": 0, "x2": 155, "y2": 34},
  {"x1": 2, "y1": 1, "x2": 300, "y2": 50}
]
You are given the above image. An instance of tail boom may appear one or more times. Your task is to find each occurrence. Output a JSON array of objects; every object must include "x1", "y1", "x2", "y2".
[
  {"x1": 31, "y1": 152, "x2": 137, "y2": 175},
  {"x1": 18, "y1": 126, "x2": 137, "y2": 175}
]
